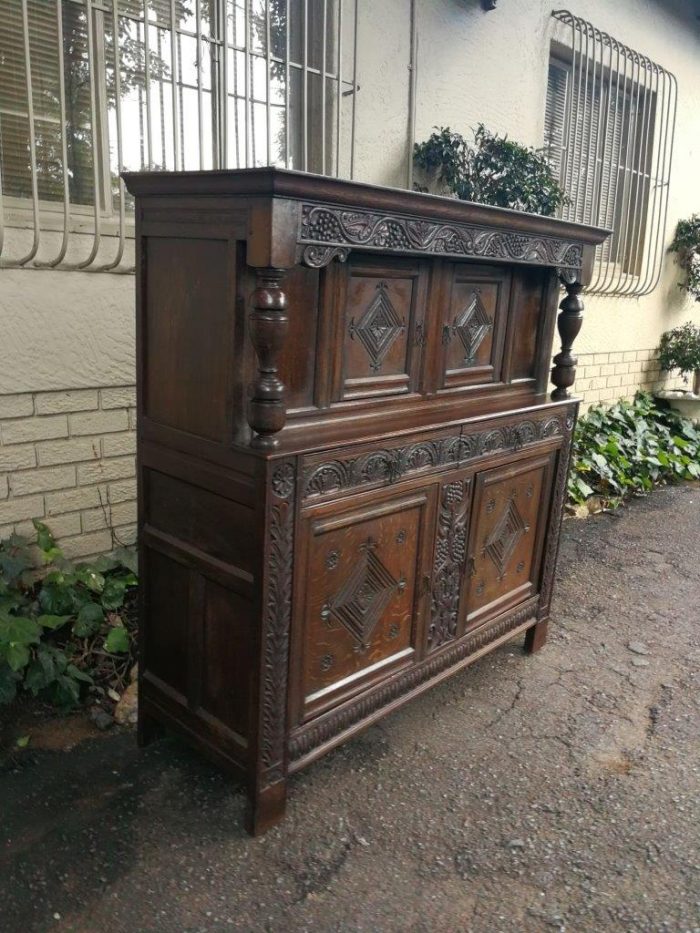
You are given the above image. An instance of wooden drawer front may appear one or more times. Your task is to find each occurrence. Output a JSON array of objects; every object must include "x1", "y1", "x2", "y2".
[
  {"x1": 296, "y1": 489, "x2": 434, "y2": 719},
  {"x1": 464, "y1": 452, "x2": 555, "y2": 630},
  {"x1": 333, "y1": 256, "x2": 427, "y2": 400},
  {"x1": 439, "y1": 263, "x2": 510, "y2": 390}
]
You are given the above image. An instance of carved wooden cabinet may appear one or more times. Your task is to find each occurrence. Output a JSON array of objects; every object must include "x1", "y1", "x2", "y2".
[{"x1": 123, "y1": 168, "x2": 609, "y2": 834}]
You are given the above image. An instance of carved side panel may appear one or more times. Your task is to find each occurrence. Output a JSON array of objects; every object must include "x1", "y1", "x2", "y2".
[
  {"x1": 332, "y1": 257, "x2": 427, "y2": 401},
  {"x1": 295, "y1": 489, "x2": 433, "y2": 720},
  {"x1": 427, "y1": 477, "x2": 471, "y2": 651},
  {"x1": 258, "y1": 459, "x2": 296, "y2": 789},
  {"x1": 439, "y1": 264, "x2": 510, "y2": 389}
]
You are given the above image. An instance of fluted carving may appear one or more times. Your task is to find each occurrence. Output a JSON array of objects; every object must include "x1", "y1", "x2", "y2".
[
  {"x1": 247, "y1": 269, "x2": 289, "y2": 449},
  {"x1": 551, "y1": 275, "x2": 584, "y2": 400}
]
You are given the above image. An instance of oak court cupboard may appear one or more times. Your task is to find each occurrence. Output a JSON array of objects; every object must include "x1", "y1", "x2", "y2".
[{"x1": 122, "y1": 168, "x2": 610, "y2": 834}]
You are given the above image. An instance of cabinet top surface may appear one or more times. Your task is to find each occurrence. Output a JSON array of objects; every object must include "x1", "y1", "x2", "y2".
[{"x1": 122, "y1": 166, "x2": 611, "y2": 249}]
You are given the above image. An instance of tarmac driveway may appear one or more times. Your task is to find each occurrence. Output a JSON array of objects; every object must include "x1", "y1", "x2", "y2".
[{"x1": 1, "y1": 484, "x2": 699, "y2": 933}]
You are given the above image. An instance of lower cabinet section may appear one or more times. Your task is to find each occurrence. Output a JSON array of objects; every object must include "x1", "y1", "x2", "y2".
[{"x1": 292, "y1": 442, "x2": 563, "y2": 732}]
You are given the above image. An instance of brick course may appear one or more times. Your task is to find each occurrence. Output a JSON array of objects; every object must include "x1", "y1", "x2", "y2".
[{"x1": 0, "y1": 385, "x2": 136, "y2": 557}]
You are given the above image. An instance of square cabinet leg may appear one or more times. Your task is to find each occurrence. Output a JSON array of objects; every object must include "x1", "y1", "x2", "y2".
[
  {"x1": 137, "y1": 708, "x2": 165, "y2": 748},
  {"x1": 524, "y1": 618, "x2": 549, "y2": 654},
  {"x1": 246, "y1": 780, "x2": 287, "y2": 836}
]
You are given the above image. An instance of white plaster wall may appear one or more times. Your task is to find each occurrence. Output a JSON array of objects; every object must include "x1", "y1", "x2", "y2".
[
  {"x1": 0, "y1": 0, "x2": 698, "y2": 396},
  {"x1": 352, "y1": 0, "x2": 700, "y2": 354},
  {"x1": 0, "y1": 270, "x2": 135, "y2": 394}
]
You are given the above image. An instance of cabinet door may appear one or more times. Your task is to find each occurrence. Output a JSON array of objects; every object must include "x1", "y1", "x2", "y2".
[
  {"x1": 329, "y1": 255, "x2": 428, "y2": 401},
  {"x1": 293, "y1": 488, "x2": 435, "y2": 721},
  {"x1": 438, "y1": 263, "x2": 510, "y2": 390},
  {"x1": 464, "y1": 452, "x2": 555, "y2": 630}
]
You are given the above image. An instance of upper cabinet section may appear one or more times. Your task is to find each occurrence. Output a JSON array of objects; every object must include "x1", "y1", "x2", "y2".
[{"x1": 124, "y1": 168, "x2": 611, "y2": 455}]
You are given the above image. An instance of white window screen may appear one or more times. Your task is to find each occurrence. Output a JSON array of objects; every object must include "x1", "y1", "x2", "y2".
[{"x1": 545, "y1": 11, "x2": 677, "y2": 297}]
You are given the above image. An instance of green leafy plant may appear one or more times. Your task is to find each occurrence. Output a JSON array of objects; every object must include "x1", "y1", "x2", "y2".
[
  {"x1": 413, "y1": 124, "x2": 569, "y2": 216},
  {"x1": 657, "y1": 321, "x2": 700, "y2": 386},
  {"x1": 0, "y1": 521, "x2": 137, "y2": 707},
  {"x1": 668, "y1": 214, "x2": 700, "y2": 302},
  {"x1": 568, "y1": 391, "x2": 700, "y2": 508}
]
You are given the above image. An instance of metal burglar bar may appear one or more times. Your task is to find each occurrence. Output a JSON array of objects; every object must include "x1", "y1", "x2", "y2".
[
  {"x1": 0, "y1": 0, "x2": 359, "y2": 272},
  {"x1": 546, "y1": 11, "x2": 677, "y2": 297}
]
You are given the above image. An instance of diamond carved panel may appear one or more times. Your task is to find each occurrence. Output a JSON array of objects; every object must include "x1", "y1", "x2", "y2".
[
  {"x1": 349, "y1": 281, "x2": 405, "y2": 373},
  {"x1": 483, "y1": 499, "x2": 528, "y2": 579},
  {"x1": 322, "y1": 539, "x2": 399, "y2": 650},
  {"x1": 453, "y1": 291, "x2": 492, "y2": 365}
]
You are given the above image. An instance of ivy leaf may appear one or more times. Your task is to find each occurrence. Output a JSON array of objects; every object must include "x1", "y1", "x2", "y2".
[
  {"x1": 6, "y1": 642, "x2": 30, "y2": 672},
  {"x1": 0, "y1": 614, "x2": 41, "y2": 648},
  {"x1": 37, "y1": 614, "x2": 72, "y2": 631},
  {"x1": 16, "y1": 735, "x2": 30, "y2": 748},
  {"x1": 0, "y1": 664, "x2": 19, "y2": 703},
  {"x1": 104, "y1": 626, "x2": 129, "y2": 654},
  {"x1": 101, "y1": 578, "x2": 127, "y2": 611},
  {"x1": 73, "y1": 602, "x2": 105, "y2": 637}
]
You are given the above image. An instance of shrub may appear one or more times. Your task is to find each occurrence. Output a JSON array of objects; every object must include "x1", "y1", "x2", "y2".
[
  {"x1": 568, "y1": 391, "x2": 700, "y2": 508},
  {"x1": 668, "y1": 214, "x2": 700, "y2": 302},
  {"x1": 0, "y1": 521, "x2": 137, "y2": 707},
  {"x1": 657, "y1": 321, "x2": 700, "y2": 383},
  {"x1": 413, "y1": 124, "x2": 569, "y2": 217}
]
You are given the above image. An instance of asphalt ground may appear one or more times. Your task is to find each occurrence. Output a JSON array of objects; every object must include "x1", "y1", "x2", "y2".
[{"x1": 1, "y1": 483, "x2": 699, "y2": 933}]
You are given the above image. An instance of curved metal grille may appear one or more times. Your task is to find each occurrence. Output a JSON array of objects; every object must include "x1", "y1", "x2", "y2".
[{"x1": 547, "y1": 10, "x2": 677, "y2": 296}]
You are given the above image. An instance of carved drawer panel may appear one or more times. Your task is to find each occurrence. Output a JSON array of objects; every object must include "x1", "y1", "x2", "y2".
[
  {"x1": 293, "y1": 488, "x2": 435, "y2": 721},
  {"x1": 331, "y1": 256, "x2": 428, "y2": 400},
  {"x1": 438, "y1": 263, "x2": 510, "y2": 390},
  {"x1": 464, "y1": 452, "x2": 556, "y2": 631}
]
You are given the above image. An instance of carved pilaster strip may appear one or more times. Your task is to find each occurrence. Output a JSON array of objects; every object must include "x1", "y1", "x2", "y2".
[
  {"x1": 259, "y1": 460, "x2": 296, "y2": 789},
  {"x1": 428, "y1": 479, "x2": 470, "y2": 650},
  {"x1": 247, "y1": 268, "x2": 289, "y2": 450},
  {"x1": 551, "y1": 275, "x2": 584, "y2": 400}
]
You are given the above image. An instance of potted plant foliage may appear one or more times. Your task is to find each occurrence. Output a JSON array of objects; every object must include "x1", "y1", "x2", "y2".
[
  {"x1": 413, "y1": 124, "x2": 568, "y2": 217},
  {"x1": 655, "y1": 321, "x2": 700, "y2": 420}
]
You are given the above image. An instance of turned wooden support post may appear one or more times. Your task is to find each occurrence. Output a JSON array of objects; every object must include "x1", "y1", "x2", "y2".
[
  {"x1": 551, "y1": 274, "x2": 584, "y2": 401},
  {"x1": 247, "y1": 268, "x2": 289, "y2": 449}
]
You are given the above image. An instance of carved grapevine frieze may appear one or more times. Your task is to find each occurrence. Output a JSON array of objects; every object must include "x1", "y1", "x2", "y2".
[
  {"x1": 428, "y1": 480, "x2": 470, "y2": 650},
  {"x1": 298, "y1": 204, "x2": 584, "y2": 270},
  {"x1": 302, "y1": 412, "x2": 572, "y2": 500}
]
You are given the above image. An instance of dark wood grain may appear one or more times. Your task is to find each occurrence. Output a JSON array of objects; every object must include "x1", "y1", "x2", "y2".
[{"x1": 123, "y1": 167, "x2": 610, "y2": 835}]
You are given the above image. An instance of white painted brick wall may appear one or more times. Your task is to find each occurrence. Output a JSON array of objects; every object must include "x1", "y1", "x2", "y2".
[{"x1": 0, "y1": 385, "x2": 137, "y2": 559}]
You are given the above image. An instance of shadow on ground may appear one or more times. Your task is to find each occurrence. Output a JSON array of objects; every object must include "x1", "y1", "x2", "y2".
[{"x1": 1, "y1": 485, "x2": 699, "y2": 933}]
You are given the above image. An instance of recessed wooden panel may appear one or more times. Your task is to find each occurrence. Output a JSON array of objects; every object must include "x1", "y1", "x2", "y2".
[
  {"x1": 144, "y1": 236, "x2": 233, "y2": 442},
  {"x1": 198, "y1": 580, "x2": 253, "y2": 738},
  {"x1": 464, "y1": 452, "x2": 555, "y2": 631},
  {"x1": 298, "y1": 491, "x2": 432, "y2": 717},
  {"x1": 331, "y1": 257, "x2": 427, "y2": 400},
  {"x1": 504, "y1": 267, "x2": 549, "y2": 383},
  {"x1": 142, "y1": 548, "x2": 190, "y2": 696},
  {"x1": 144, "y1": 469, "x2": 254, "y2": 574},
  {"x1": 439, "y1": 263, "x2": 510, "y2": 389}
]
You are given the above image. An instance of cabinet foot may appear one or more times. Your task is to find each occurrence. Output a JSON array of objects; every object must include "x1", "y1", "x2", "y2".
[
  {"x1": 137, "y1": 709, "x2": 165, "y2": 748},
  {"x1": 246, "y1": 781, "x2": 287, "y2": 836},
  {"x1": 524, "y1": 619, "x2": 549, "y2": 654}
]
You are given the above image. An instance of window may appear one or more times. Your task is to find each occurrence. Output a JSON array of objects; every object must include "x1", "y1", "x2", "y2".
[
  {"x1": 0, "y1": 0, "x2": 358, "y2": 270},
  {"x1": 545, "y1": 11, "x2": 676, "y2": 297}
]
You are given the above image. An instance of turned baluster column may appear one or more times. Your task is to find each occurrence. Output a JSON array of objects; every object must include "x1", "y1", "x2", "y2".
[
  {"x1": 247, "y1": 268, "x2": 289, "y2": 450},
  {"x1": 551, "y1": 273, "x2": 584, "y2": 400}
]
